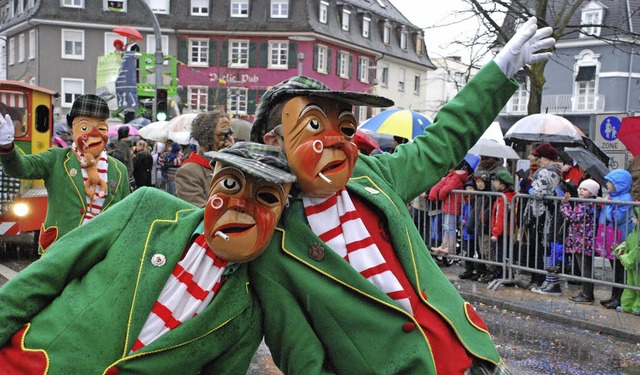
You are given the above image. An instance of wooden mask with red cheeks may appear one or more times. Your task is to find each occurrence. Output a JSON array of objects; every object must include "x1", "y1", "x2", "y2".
[
  {"x1": 72, "y1": 116, "x2": 109, "y2": 157},
  {"x1": 212, "y1": 116, "x2": 234, "y2": 151},
  {"x1": 281, "y1": 96, "x2": 358, "y2": 198},
  {"x1": 204, "y1": 162, "x2": 292, "y2": 262}
]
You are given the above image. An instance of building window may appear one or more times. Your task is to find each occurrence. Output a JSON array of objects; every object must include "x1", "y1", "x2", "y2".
[
  {"x1": 341, "y1": 9, "x2": 351, "y2": 31},
  {"x1": 8, "y1": 38, "x2": 14, "y2": 65},
  {"x1": 398, "y1": 68, "x2": 405, "y2": 91},
  {"x1": 29, "y1": 76, "x2": 37, "y2": 86},
  {"x1": 357, "y1": 106, "x2": 367, "y2": 124},
  {"x1": 231, "y1": 0, "x2": 249, "y2": 17},
  {"x1": 362, "y1": 16, "x2": 370, "y2": 38},
  {"x1": 62, "y1": 0, "x2": 83, "y2": 8},
  {"x1": 188, "y1": 86, "x2": 208, "y2": 111},
  {"x1": 338, "y1": 51, "x2": 350, "y2": 79},
  {"x1": 358, "y1": 57, "x2": 369, "y2": 83},
  {"x1": 400, "y1": 30, "x2": 408, "y2": 50},
  {"x1": 270, "y1": 0, "x2": 288, "y2": 18},
  {"x1": 580, "y1": 2, "x2": 603, "y2": 37},
  {"x1": 228, "y1": 87, "x2": 248, "y2": 115},
  {"x1": 269, "y1": 41, "x2": 289, "y2": 69},
  {"x1": 146, "y1": 34, "x2": 169, "y2": 55},
  {"x1": 381, "y1": 65, "x2": 389, "y2": 87},
  {"x1": 105, "y1": 0, "x2": 126, "y2": 11},
  {"x1": 228, "y1": 40, "x2": 249, "y2": 68},
  {"x1": 316, "y1": 44, "x2": 328, "y2": 74},
  {"x1": 191, "y1": 0, "x2": 208, "y2": 15},
  {"x1": 29, "y1": 30, "x2": 36, "y2": 60},
  {"x1": 416, "y1": 33, "x2": 423, "y2": 55},
  {"x1": 574, "y1": 65, "x2": 597, "y2": 110},
  {"x1": 62, "y1": 29, "x2": 84, "y2": 60},
  {"x1": 383, "y1": 23, "x2": 391, "y2": 44},
  {"x1": 414, "y1": 74, "x2": 420, "y2": 94},
  {"x1": 508, "y1": 74, "x2": 529, "y2": 112},
  {"x1": 319, "y1": 1, "x2": 328, "y2": 23},
  {"x1": 61, "y1": 78, "x2": 84, "y2": 108},
  {"x1": 145, "y1": 0, "x2": 170, "y2": 14},
  {"x1": 18, "y1": 34, "x2": 25, "y2": 63},
  {"x1": 189, "y1": 38, "x2": 209, "y2": 67}
]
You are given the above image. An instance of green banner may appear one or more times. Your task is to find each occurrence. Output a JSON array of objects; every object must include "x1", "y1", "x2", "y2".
[{"x1": 96, "y1": 53, "x2": 123, "y2": 110}]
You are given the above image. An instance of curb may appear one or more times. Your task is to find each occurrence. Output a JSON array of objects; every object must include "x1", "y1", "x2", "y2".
[{"x1": 460, "y1": 291, "x2": 640, "y2": 344}]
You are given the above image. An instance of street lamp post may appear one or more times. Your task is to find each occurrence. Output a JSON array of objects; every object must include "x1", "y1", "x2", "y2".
[{"x1": 137, "y1": 0, "x2": 164, "y2": 118}]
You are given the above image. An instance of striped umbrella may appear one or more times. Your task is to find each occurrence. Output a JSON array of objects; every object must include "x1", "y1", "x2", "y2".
[{"x1": 359, "y1": 109, "x2": 432, "y2": 140}]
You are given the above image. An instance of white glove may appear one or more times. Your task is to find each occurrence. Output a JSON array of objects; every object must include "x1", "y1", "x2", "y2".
[
  {"x1": 0, "y1": 114, "x2": 14, "y2": 146},
  {"x1": 494, "y1": 17, "x2": 556, "y2": 78}
]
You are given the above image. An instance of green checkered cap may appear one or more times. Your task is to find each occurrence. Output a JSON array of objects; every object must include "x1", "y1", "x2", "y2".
[
  {"x1": 204, "y1": 142, "x2": 296, "y2": 184},
  {"x1": 69, "y1": 94, "x2": 110, "y2": 119},
  {"x1": 250, "y1": 75, "x2": 394, "y2": 143}
]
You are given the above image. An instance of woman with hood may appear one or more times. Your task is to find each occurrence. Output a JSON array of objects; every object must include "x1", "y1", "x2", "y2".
[{"x1": 597, "y1": 169, "x2": 635, "y2": 309}]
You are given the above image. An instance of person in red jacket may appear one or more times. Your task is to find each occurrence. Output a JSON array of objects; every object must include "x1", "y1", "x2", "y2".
[
  {"x1": 429, "y1": 160, "x2": 472, "y2": 254},
  {"x1": 486, "y1": 169, "x2": 517, "y2": 282}
]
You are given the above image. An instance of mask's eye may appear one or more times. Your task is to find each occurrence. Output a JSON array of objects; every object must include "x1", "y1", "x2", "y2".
[
  {"x1": 81, "y1": 125, "x2": 88, "y2": 132},
  {"x1": 97, "y1": 125, "x2": 109, "y2": 133},
  {"x1": 256, "y1": 185, "x2": 283, "y2": 207},
  {"x1": 340, "y1": 122, "x2": 356, "y2": 138},
  {"x1": 218, "y1": 176, "x2": 241, "y2": 193},
  {"x1": 307, "y1": 119, "x2": 321, "y2": 131}
]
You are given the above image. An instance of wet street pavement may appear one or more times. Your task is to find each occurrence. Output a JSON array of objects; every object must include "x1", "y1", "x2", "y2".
[{"x1": 1, "y1": 236, "x2": 639, "y2": 374}]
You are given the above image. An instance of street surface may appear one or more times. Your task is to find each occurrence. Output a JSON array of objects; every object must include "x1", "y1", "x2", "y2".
[{"x1": 1, "y1": 235, "x2": 639, "y2": 374}]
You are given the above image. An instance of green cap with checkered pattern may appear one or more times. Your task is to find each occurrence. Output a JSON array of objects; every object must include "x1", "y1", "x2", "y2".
[
  {"x1": 250, "y1": 75, "x2": 394, "y2": 143},
  {"x1": 205, "y1": 142, "x2": 296, "y2": 184}
]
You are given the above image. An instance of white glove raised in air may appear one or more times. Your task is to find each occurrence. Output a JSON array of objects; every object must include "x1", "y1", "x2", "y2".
[
  {"x1": 494, "y1": 17, "x2": 555, "y2": 78},
  {"x1": 0, "y1": 114, "x2": 15, "y2": 146}
]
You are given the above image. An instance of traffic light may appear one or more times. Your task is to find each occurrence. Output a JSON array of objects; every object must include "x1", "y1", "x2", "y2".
[{"x1": 155, "y1": 88, "x2": 168, "y2": 121}]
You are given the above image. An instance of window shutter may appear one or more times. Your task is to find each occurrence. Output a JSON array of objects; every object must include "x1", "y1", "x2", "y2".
[
  {"x1": 348, "y1": 54, "x2": 353, "y2": 78},
  {"x1": 368, "y1": 60, "x2": 375, "y2": 83},
  {"x1": 178, "y1": 86, "x2": 187, "y2": 110},
  {"x1": 336, "y1": 51, "x2": 341, "y2": 76},
  {"x1": 357, "y1": 58, "x2": 362, "y2": 81},
  {"x1": 247, "y1": 89, "x2": 258, "y2": 114},
  {"x1": 178, "y1": 39, "x2": 187, "y2": 64},
  {"x1": 249, "y1": 41, "x2": 258, "y2": 67},
  {"x1": 313, "y1": 45, "x2": 319, "y2": 71},
  {"x1": 327, "y1": 48, "x2": 332, "y2": 74},
  {"x1": 288, "y1": 42, "x2": 297, "y2": 68},
  {"x1": 208, "y1": 87, "x2": 216, "y2": 110},
  {"x1": 259, "y1": 42, "x2": 268, "y2": 67},
  {"x1": 220, "y1": 40, "x2": 228, "y2": 66},
  {"x1": 208, "y1": 40, "x2": 218, "y2": 66}
]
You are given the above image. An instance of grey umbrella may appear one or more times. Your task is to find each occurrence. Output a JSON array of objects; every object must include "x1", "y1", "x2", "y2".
[
  {"x1": 468, "y1": 138, "x2": 520, "y2": 159},
  {"x1": 563, "y1": 147, "x2": 609, "y2": 185}
]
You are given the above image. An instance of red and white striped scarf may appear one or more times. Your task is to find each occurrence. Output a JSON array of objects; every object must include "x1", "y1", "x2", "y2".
[
  {"x1": 303, "y1": 188, "x2": 413, "y2": 314},
  {"x1": 131, "y1": 234, "x2": 228, "y2": 353},
  {"x1": 72, "y1": 143, "x2": 108, "y2": 222}
]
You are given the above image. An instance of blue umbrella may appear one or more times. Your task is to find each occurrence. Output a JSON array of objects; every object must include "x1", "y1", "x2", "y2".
[{"x1": 359, "y1": 109, "x2": 432, "y2": 139}]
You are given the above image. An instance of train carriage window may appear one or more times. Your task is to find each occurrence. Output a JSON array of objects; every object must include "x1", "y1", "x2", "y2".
[
  {"x1": 35, "y1": 105, "x2": 50, "y2": 133},
  {"x1": 0, "y1": 92, "x2": 28, "y2": 138}
]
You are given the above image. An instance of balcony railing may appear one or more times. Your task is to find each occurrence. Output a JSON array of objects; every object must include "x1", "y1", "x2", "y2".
[{"x1": 502, "y1": 94, "x2": 605, "y2": 115}]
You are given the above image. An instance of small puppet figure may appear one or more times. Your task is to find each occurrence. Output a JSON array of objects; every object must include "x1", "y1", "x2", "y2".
[
  {"x1": 0, "y1": 94, "x2": 130, "y2": 254},
  {"x1": 0, "y1": 142, "x2": 295, "y2": 374}
]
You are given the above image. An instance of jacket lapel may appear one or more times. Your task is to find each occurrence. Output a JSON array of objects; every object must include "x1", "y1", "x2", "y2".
[
  {"x1": 103, "y1": 156, "x2": 126, "y2": 210},
  {"x1": 63, "y1": 150, "x2": 88, "y2": 211},
  {"x1": 124, "y1": 207, "x2": 204, "y2": 352}
]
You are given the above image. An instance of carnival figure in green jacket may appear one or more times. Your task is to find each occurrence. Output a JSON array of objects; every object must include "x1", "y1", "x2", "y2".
[
  {"x1": 0, "y1": 94, "x2": 130, "y2": 254},
  {"x1": 248, "y1": 17, "x2": 555, "y2": 374},
  {"x1": 0, "y1": 142, "x2": 295, "y2": 374}
]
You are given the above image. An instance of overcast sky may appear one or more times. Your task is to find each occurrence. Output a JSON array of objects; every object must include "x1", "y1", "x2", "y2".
[{"x1": 389, "y1": 0, "x2": 480, "y2": 63}]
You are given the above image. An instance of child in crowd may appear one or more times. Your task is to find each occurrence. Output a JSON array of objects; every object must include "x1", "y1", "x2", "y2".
[
  {"x1": 614, "y1": 206, "x2": 640, "y2": 315},
  {"x1": 429, "y1": 160, "x2": 470, "y2": 254},
  {"x1": 460, "y1": 170, "x2": 493, "y2": 281},
  {"x1": 597, "y1": 169, "x2": 636, "y2": 309},
  {"x1": 560, "y1": 179, "x2": 600, "y2": 304},
  {"x1": 458, "y1": 180, "x2": 477, "y2": 278},
  {"x1": 487, "y1": 169, "x2": 516, "y2": 282}
]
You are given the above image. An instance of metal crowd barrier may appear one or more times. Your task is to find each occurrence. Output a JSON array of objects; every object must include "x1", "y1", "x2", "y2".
[{"x1": 415, "y1": 190, "x2": 640, "y2": 292}]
